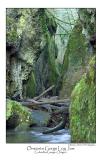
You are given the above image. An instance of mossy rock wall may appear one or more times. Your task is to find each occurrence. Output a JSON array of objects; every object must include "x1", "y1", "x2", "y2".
[
  {"x1": 60, "y1": 66, "x2": 86, "y2": 98},
  {"x1": 6, "y1": 9, "x2": 42, "y2": 98},
  {"x1": 26, "y1": 71, "x2": 36, "y2": 98},
  {"x1": 6, "y1": 8, "x2": 60, "y2": 98},
  {"x1": 60, "y1": 9, "x2": 96, "y2": 99},
  {"x1": 60, "y1": 22, "x2": 87, "y2": 98},
  {"x1": 70, "y1": 56, "x2": 96, "y2": 143},
  {"x1": 35, "y1": 9, "x2": 60, "y2": 95}
]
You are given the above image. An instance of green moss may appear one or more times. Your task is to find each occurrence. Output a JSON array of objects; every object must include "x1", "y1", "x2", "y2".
[
  {"x1": 47, "y1": 37, "x2": 59, "y2": 84},
  {"x1": 61, "y1": 23, "x2": 87, "y2": 98},
  {"x1": 70, "y1": 56, "x2": 96, "y2": 143},
  {"x1": 64, "y1": 22, "x2": 87, "y2": 68},
  {"x1": 6, "y1": 99, "x2": 32, "y2": 127},
  {"x1": 26, "y1": 71, "x2": 36, "y2": 98}
]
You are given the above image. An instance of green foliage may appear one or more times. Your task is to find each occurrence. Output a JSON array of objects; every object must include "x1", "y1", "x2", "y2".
[
  {"x1": 6, "y1": 9, "x2": 33, "y2": 45},
  {"x1": 6, "y1": 16, "x2": 18, "y2": 44},
  {"x1": 70, "y1": 56, "x2": 96, "y2": 143},
  {"x1": 26, "y1": 71, "x2": 36, "y2": 98},
  {"x1": 6, "y1": 9, "x2": 25, "y2": 44},
  {"x1": 79, "y1": 9, "x2": 96, "y2": 36}
]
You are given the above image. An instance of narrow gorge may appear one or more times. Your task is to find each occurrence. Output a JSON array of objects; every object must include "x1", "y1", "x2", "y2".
[{"x1": 6, "y1": 8, "x2": 96, "y2": 143}]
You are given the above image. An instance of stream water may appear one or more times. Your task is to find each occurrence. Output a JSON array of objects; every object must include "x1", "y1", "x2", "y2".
[{"x1": 6, "y1": 127, "x2": 71, "y2": 143}]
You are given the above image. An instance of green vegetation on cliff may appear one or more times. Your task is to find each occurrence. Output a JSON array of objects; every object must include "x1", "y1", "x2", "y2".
[
  {"x1": 63, "y1": 22, "x2": 87, "y2": 71},
  {"x1": 70, "y1": 56, "x2": 96, "y2": 143},
  {"x1": 60, "y1": 22, "x2": 87, "y2": 98}
]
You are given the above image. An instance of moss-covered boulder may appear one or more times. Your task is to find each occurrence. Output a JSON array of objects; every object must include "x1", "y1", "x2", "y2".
[
  {"x1": 6, "y1": 99, "x2": 51, "y2": 130},
  {"x1": 6, "y1": 99, "x2": 32, "y2": 129},
  {"x1": 70, "y1": 56, "x2": 96, "y2": 143}
]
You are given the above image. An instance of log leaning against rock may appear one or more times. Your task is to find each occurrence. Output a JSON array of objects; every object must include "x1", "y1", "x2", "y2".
[{"x1": 43, "y1": 113, "x2": 68, "y2": 134}]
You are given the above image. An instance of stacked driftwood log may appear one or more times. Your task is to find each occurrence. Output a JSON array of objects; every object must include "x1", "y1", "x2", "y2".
[{"x1": 12, "y1": 85, "x2": 70, "y2": 134}]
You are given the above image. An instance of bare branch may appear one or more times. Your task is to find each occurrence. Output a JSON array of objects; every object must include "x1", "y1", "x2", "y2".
[
  {"x1": 34, "y1": 85, "x2": 55, "y2": 100},
  {"x1": 46, "y1": 9, "x2": 76, "y2": 25}
]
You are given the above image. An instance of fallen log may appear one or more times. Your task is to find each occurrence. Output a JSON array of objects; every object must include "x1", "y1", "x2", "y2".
[
  {"x1": 37, "y1": 99, "x2": 70, "y2": 104},
  {"x1": 34, "y1": 85, "x2": 55, "y2": 100},
  {"x1": 22, "y1": 103, "x2": 69, "y2": 116},
  {"x1": 38, "y1": 104, "x2": 69, "y2": 111},
  {"x1": 21, "y1": 98, "x2": 70, "y2": 106},
  {"x1": 38, "y1": 96, "x2": 58, "y2": 102}
]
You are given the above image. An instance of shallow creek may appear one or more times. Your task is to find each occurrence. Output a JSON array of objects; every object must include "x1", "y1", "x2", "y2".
[{"x1": 6, "y1": 127, "x2": 71, "y2": 143}]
